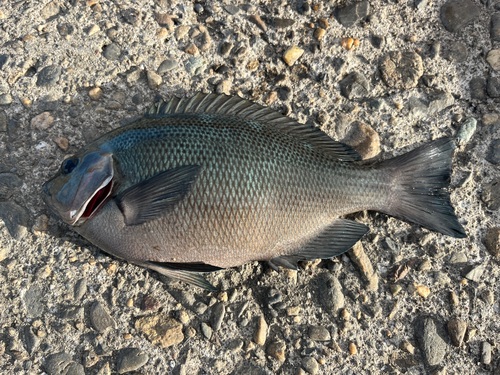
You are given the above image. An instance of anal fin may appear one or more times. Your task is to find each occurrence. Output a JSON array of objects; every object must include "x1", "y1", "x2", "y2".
[{"x1": 269, "y1": 219, "x2": 369, "y2": 270}]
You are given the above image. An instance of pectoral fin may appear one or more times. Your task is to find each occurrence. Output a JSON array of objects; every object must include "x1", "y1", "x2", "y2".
[
  {"x1": 269, "y1": 219, "x2": 369, "y2": 270},
  {"x1": 116, "y1": 165, "x2": 201, "y2": 226}
]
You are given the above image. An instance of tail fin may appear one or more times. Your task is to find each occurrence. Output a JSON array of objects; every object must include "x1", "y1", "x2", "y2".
[{"x1": 379, "y1": 137, "x2": 466, "y2": 238}]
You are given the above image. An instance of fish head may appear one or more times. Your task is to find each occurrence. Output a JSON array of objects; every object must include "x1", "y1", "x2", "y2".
[{"x1": 42, "y1": 151, "x2": 117, "y2": 226}]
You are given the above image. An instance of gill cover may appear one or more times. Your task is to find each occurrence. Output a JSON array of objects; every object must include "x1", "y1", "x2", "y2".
[{"x1": 42, "y1": 152, "x2": 115, "y2": 226}]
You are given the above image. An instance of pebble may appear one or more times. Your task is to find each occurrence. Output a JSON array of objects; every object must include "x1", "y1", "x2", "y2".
[
  {"x1": 449, "y1": 251, "x2": 467, "y2": 264},
  {"x1": 155, "y1": 13, "x2": 174, "y2": 29},
  {"x1": 0, "y1": 94, "x2": 12, "y2": 105},
  {"x1": 274, "y1": 18, "x2": 295, "y2": 28},
  {"x1": 54, "y1": 137, "x2": 69, "y2": 152},
  {"x1": 287, "y1": 306, "x2": 301, "y2": 316},
  {"x1": 456, "y1": 118, "x2": 476, "y2": 144},
  {"x1": 102, "y1": 44, "x2": 121, "y2": 61},
  {"x1": 449, "y1": 291, "x2": 459, "y2": 305},
  {"x1": 122, "y1": 8, "x2": 141, "y2": 25},
  {"x1": 147, "y1": 71, "x2": 162, "y2": 89},
  {"x1": 267, "y1": 340, "x2": 286, "y2": 362},
  {"x1": 492, "y1": 13, "x2": 500, "y2": 41},
  {"x1": 184, "y1": 43, "x2": 199, "y2": 55},
  {"x1": 464, "y1": 264, "x2": 486, "y2": 282},
  {"x1": 308, "y1": 326, "x2": 331, "y2": 341},
  {"x1": 440, "y1": 0, "x2": 480, "y2": 32},
  {"x1": 481, "y1": 178, "x2": 500, "y2": 210},
  {"x1": 88, "y1": 25, "x2": 100, "y2": 36},
  {"x1": 442, "y1": 41, "x2": 468, "y2": 62},
  {"x1": 89, "y1": 301, "x2": 116, "y2": 333},
  {"x1": 302, "y1": 356, "x2": 319, "y2": 374},
  {"x1": 254, "y1": 316, "x2": 268, "y2": 345},
  {"x1": 116, "y1": 348, "x2": 148, "y2": 374},
  {"x1": 486, "y1": 139, "x2": 500, "y2": 164},
  {"x1": 487, "y1": 77, "x2": 500, "y2": 98},
  {"x1": 224, "y1": 5, "x2": 240, "y2": 15},
  {"x1": 157, "y1": 59, "x2": 178, "y2": 74},
  {"x1": 32, "y1": 112, "x2": 55, "y2": 130},
  {"x1": 185, "y1": 57, "x2": 207, "y2": 75},
  {"x1": 335, "y1": 0, "x2": 370, "y2": 28},
  {"x1": 36, "y1": 65, "x2": 61, "y2": 87},
  {"x1": 429, "y1": 41, "x2": 441, "y2": 59},
  {"x1": 0, "y1": 173, "x2": 22, "y2": 200},
  {"x1": 401, "y1": 341, "x2": 415, "y2": 354},
  {"x1": 371, "y1": 35, "x2": 385, "y2": 49},
  {"x1": 434, "y1": 272, "x2": 451, "y2": 285},
  {"x1": 220, "y1": 42, "x2": 233, "y2": 56},
  {"x1": 74, "y1": 278, "x2": 87, "y2": 300},
  {"x1": 313, "y1": 28, "x2": 326, "y2": 41},
  {"x1": 135, "y1": 315, "x2": 183, "y2": 347},
  {"x1": 211, "y1": 302, "x2": 225, "y2": 331},
  {"x1": 44, "y1": 353, "x2": 84, "y2": 375},
  {"x1": 248, "y1": 15, "x2": 267, "y2": 32},
  {"x1": 296, "y1": 0, "x2": 311, "y2": 15},
  {"x1": 485, "y1": 227, "x2": 500, "y2": 256},
  {"x1": 88, "y1": 88, "x2": 102, "y2": 100},
  {"x1": 0, "y1": 201, "x2": 29, "y2": 240},
  {"x1": 487, "y1": 49, "x2": 500, "y2": 70},
  {"x1": 482, "y1": 342, "x2": 492, "y2": 365},
  {"x1": 283, "y1": 46, "x2": 304, "y2": 67},
  {"x1": 470, "y1": 77, "x2": 486, "y2": 100},
  {"x1": 348, "y1": 242, "x2": 378, "y2": 290},
  {"x1": 416, "y1": 285, "x2": 431, "y2": 298},
  {"x1": 141, "y1": 295, "x2": 160, "y2": 311},
  {"x1": 24, "y1": 284, "x2": 44, "y2": 318},
  {"x1": 227, "y1": 338, "x2": 244, "y2": 352},
  {"x1": 380, "y1": 51, "x2": 423, "y2": 89},
  {"x1": 319, "y1": 274, "x2": 344, "y2": 313},
  {"x1": 61, "y1": 306, "x2": 84, "y2": 320},
  {"x1": 57, "y1": 23, "x2": 74, "y2": 37},
  {"x1": 414, "y1": 316, "x2": 447, "y2": 366},
  {"x1": 447, "y1": 319, "x2": 467, "y2": 347},
  {"x1": 216, "y1": 80, "x2": 231, "y2": 95},
  {"x1": 480, "y1": 289, "x2": 494, "y2": 305},
  {"x1": 349, "y1": 342, "x2": 357, "y2": 355},
  {"x1": 200, "y1": 322, "x2": 212, "y2": 339},
  {"x1": 24, "y1": 326, "x2": 41, "y2": 354},
  {"x1": 339, "y1": 72, "x2": 370, "y2": 99},
  {"x1": 340, "y1": 38, "x2": 360, "y2": 50},
  {"x1": 41, "y1": 1, "x2": 60, "y2": 20},
  {"x1": 341, "y1": 122, "x2": 380, "y2": 159}
]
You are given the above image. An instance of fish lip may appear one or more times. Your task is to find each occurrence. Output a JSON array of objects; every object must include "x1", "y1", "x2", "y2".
[{"x1": 68, "y1": 174, "x2": 113, "y2": 225}]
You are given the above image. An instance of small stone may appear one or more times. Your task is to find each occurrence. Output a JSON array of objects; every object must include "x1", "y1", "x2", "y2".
[
  {"x1": 486, "y1": 139, "x2": 500, "y2": 164},
  {"x1": 440, "y1": 0, "x2": 480, "y2": 33},
  {"x1": 341, "y1": 122, "x2": 380, "y2": 159},
  {"x1": 349, "y1": 343, "x2": 357, "y2": 355},
  {"x1": 157, "y1": 59, "x2": 178, "y2": 74},
  {"x1": 487, "y1": 77, "x2": 500, "y2": 98},
  {"x1": 220, "y1": 42, "x2": 233, "y2": 56},
  {"x1": 184, "y1": 43, "x2": 199, "y2": 55},
  {"x1": 216, "y1": 80, "x2": 231, "y2": 95},
  {"x1": 313, "y1": 28, "x2": 326, "y2": 40},
  {"x1": 116, "y1": 348, "x2": 148, "y2": 374},
  {"x1": 449, "y1": 291, "x2": 459, "y2": 305},
  {"x1": 102, "y1": 44, "x2": 121, "y2": 61},
  {"x1": 155, "y1": 13, "x2": 174, "y2": 29},
  {"x1": 135, "y1": 315, "x2": 184, "y2": 347},
  {"x1": 447, "y1": 319, "x2": 467, "y2": 347},
  {"x1": 227, "y1": 338, "x2": 244, "y2": 352},
  {"x1": 390, "y1": 284, "x2": 402, "y2": 295},
  {"x1": 224, "y1": 5, "x2": 240, "y2": 15},
  {"x1": 401, "y1": 341, "x2": 415, "y2": 354},
  {"x1": 57, "y1": 23, "x2": 75, "y2": 37},
  {"x1": 267, "y1": 340, "x2": 286, "y2": 362},
  {"x1": 485, "y1": 228, "x2": 500, "y2": 256},
  {"x1": 487, "y1": 49, "x2": 500, "y2": 70},
  {"x1": 456, "y1": 118, "x2": 476, "y2": 144},
  {"x1": 465, "y1": 264, "x2": 486, "y2": 282},
  {"x1": 286, "y1": 306, "x2": 301, "y2": 316},
  {"x1": 141, "y1": 295, "x2": 160, "y2": 311},
  {"x1": 36, "y1": 65, "x2": 61, "y2": 87},
  {"x1": 0, "y1": 94, "x2": 12, "y2": 105},
  {"x1": 442, "y1": 41, "x2": 468, "y2": 62},
  {"x1": 200, "y1": 322, "x2": 212, "y2": 339},
  {"x1": 414, "y1": 316, "x2": 447, "y2": 366},
  {"x1": 482, "y1": 342, "x2": 492, "y2": 365},
  {"x1": 480, "y1": 289, "x2": 494, "y2": 305},
  {"x1": 248, "y1": 15, "x2": 267, "y2": 32},
  {"x1": 302, "y1": 356, "x2": 319, "y2": 374},
  {"x1": 308, "y1": 326, "x2": 331, "y2": 341},
  {"x1": 156, "y1": 28, "x2": 169, "y2": 40},
  {"x1": 44, "y1": 353, "x2": 84, "y2": 375},
  {"x1": 335, "y1": 0, "x2": 370, "y2": 28},
  {"x1": 319, "y1": 274, "x2": 344, "y2": 313},
  {"x1": 89, "y1": 88, "x2": 102, "y2": 100},
  {"x1": 318, "y1": 18, "x2": 329, "y2": 29},
  {"x1": 283, "y1": 46, "x2": 304, "y2": 67},
  {"x1": 89, "y1": 302, "x2": 115, "y2": 333},
  {"x1": 0, "y1": 201, "x2": 29, "y2": 240},
  {"x1": 74, "y1": 278, "x2": 87, "y2": 300},
  {"x1": 482, "y1": 178, "x2": 500, "y2": 210},
  {"x1": 147, "y1": 71, "x2": 162, "y2": 89},
  {"x1": 348, "y1": 242, "x2": 377, "y2": 290},
  {"x1": 470, "y1": 77, "x2": 486, "y2": 100},
  {"x1": 185, "y1": 57, "x2": 207, "y2": 75},
  {"x1": 211, "y1": 302, "x2": 225, "y2": 331},
  {"x1": 54, "y1": 137, "x2": 69, "y2": 152},
  {"x1": 24, "y1": 326, "x2": 41, "y2": 354},
  {"x1": 254, "y1": 316, "x2": 268, "y2": 345},
  {"x1": 122, "y1": 8, "x2": 141, "y2": 25},
  {"x1": 340, "y1": 38, "x2": 360, "y2": 50},
  {"x1": 380, "y1": 51, "x2": 423, "y2": 89},
  {"x1": 419, "y1": 260, "x2": 432, "y2": 272},
  {"x1": 371, "y1": 35, "x2": 385, "y2": 49},
  {"x1": 416, "y1": 285, "x2": 431, "y2": 298},
  {"x1": 41, "y1": 1, "x2": 60, "y2": 19},
  {"x1": 339, "y1": 72, "x2": 369, "y2": 99},
  {"x1": 274, "y1": 18, "x2": 295, "y2": 28},
  {"x1": 31, "y1": 112, "x2": 54, "y2": 130},
  {"x1": 88, "y1": 25, "x2": 100, "y2": 36},
  {"x1": 434, "y1": 272, "x2": 451, "y2": 285}
]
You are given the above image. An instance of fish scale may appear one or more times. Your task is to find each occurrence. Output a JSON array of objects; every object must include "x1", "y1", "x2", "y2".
[{"x1": 43, "y1": 93, "x2": 465, "y2": 289}]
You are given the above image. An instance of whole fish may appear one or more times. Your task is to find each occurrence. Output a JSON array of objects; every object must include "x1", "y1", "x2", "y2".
[{"x1": 42, "y1": 93, "x2": 466, "y2": 289}]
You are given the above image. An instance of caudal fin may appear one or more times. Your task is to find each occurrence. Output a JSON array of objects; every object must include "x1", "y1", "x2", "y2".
[{"x1": 379, "y1": 137, "x2": 466, "y2": 238}]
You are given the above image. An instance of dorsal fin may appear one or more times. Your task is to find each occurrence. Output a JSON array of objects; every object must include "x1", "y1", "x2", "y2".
[{"x1": 146, "y1": 93, "x2": 362, "y2": 161}]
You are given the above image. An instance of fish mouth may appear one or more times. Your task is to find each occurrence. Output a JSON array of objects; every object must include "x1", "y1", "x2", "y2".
[{"x1": 70, "y1": 175, "x2": 114, "y2": 225}]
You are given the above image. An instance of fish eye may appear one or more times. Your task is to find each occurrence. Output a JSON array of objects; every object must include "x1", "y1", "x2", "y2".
[{"x1": 61, "y1": 158, "x2": 79, "y2": 175}]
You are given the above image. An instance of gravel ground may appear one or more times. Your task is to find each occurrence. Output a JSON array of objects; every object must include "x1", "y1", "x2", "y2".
[{"x1": 0, "y1": 0, "x2": 499, "y2": 374}]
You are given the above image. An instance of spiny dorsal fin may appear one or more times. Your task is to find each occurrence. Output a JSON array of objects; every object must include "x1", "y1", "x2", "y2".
[{"x1": 146, "y1": 93, "x2": 362, "y2": 161}]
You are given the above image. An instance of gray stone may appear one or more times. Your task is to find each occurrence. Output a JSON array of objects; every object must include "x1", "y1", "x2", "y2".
[
  {"x1": 44, "y1": 353, "x2": 84, "y2": 375},
  {"x1": 443, "y1": 41, "x2": 467, "y2": 62},
  {"x1": 427, "y1": 90, "x2": 455, "y2": 114},
  {"x1": 456, "y1": 118, "x2": 476, "y2": 144},
  {"x1": 465, "y1": 264, "x2": 486, "y2": 282},
  {"x1": 0, "y1": 173, "x2": 22, "y2": 200},
  {"x1": 184, "y1": 57, "x2": 207, "y2": 75},
  {"x1": 24, "y1": 285, "x2": 44, "y2": 318},
  {"x1": 335, "y1": 0, "x2": 370, "y2": 28},
  {"x1": 0, "y1": 201, "x2": 29, "y2": 239},
  {"x1": 470, "y1": 77, "x2": 486, "y2": 100},
  {"x1": 319, "y1": 274, "x2": 344, "y2": 313},
  {"x1": 122, "y1": 8, "x2": 141, "y2": 25},
  {"x1": 74, "y1": 278, "x2": 87, "y2": 300},
  {"x1": 89, "y1": 301, "x2": 115, "y2": 332},
  {"x1": 486, "y1": 139, "x2": 500, "y2": 164},
  {"x1": 103, "y1": 44, "x2": 121, "y2": 60},
  {"x1": 371, "y1": 35, "x2": 385, "y2": 49},
  {"x1": 449, "y1": 252, "x2": 467, "y2": 264},
  {"x1": 274, "y1": 18, "x2": 295, "y2": 28},
  {"x1": 415, "y1": 0, "x2": 429, "y2": 9},
  {"x1": 302, "y1": 356, "x2": 319, "y2": 374},
  {"x1": 380, "y1": 51, "x2": 423, "y2": 89},
  {"x1": 0, "y1": 54, "x2": 9, "y2": 70},
  {"x1": 220, "y1": 42, "x2": 233, "y2": 56},
  {"x1": 308, "y1": 326, "x2": 331, "y2": 341},
  {"x1": 211, "y1": 302, "x2": 225, "y2": 331},
  {"x1": 408, "y1": 96, "x2": 428, "y2": 117},
  {"x1": 487, "y1": 77, "x2": 500, "y2": 98},
  {"x1": 429, "y1": 41, "x2": 441, "y2": 59},
  {"x1": 414, "y1": 316, "x2": 447, "y2": 366},
  {"x1": 157, "y1": 59, "x2": 178, "y2": 75},
  {"x1": 41, "y1": 1, "x2": 60, "y2": 20},
  {"x1": 201, "y1": 322, "x2": 212, "y2": 339},
  {"x1": 482, "y1": 178, "x2": 500, "y2": 210},
  {"x1": 447, "y1": 319, "x2": 466, "y2": 347},
  {"x1": 224, "y1": 5, "x2": 240, "y2": 15},
  {"x1": 339, "y1": 72, "x2": 370, "y2": 99},
  {"x1": 440, "y1": 0, "x2": 480, "y2": 32},
  {"x1": 116, "y1": 348, "x2": 148, "y2": 374},
  {"x1": 36, "y1": 65, "x2": 61, "y2": 87},
  {"x1": 482, "y1": 342, "x2": 492, "y2": 365},
  {"x1": 491, "y1": 13, "x2": 500, "y2": 41},
  {"x1": 61, "y1": 306, "x2": 84, "y2": 320},
  {"x1": 0, "y1": 94, "x2": 12, "y2": 105}
]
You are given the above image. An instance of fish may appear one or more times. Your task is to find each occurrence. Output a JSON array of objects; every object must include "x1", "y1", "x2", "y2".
[{"x1": 42, "y1": 93, "x2": 466, "y2": 290}]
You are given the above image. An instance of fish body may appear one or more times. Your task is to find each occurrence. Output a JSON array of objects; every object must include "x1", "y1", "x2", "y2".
[{"x1": 43, "y1": 93, "x2": 465, "y2": 289}]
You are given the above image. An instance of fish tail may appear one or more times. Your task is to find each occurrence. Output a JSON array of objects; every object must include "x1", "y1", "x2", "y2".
[{"x1": 378, "y1": 137, "x2": 466, "y2": 238}]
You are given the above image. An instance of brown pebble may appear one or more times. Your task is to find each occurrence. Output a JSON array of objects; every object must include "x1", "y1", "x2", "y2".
[
  {"x1": 267, "y1": 340, "x2": 286, "y2": 362},
  {"x1": 318, "y1": 18, "x2": 329, "y2": 29},
  {"x1": 485, "y1": 227, "x2": 500, "y2": 256},
  {"x1": 416, "y1": 285, "x2": 430, "y2": 298},
  {"x1": 283, "y1": 46, "x2": 304, "y2": 66},
  {"x1": 254, "y1": 316, "x2": 268, "y2": 345},
  {"x1": 54, "y1": 137, "x2": 69, "y2": 151},
  {"x1": 313, "y1": 28, "x2": 326, "y2": 41},
  {"x1": 341, "y1": 122, "x2": 380, "y2": 159},
  {"x1": 126, "y1": 299, "x2": 133, "y2": 307},
  {"x1": 185, "y1": 43, "x2": 199, "y2": 55},
  {"x1": 340, "y1": 38, "x2": 360, "y2": 50},
  {"x1": 89, "y1": 87, "x2": 102, "y2": 100},
  {"x1": 246, "y1": 60, "x2": 260, "y2": 71},
  {"x1": 349, "y1": 342, "x2": 357, "y2": 355},
  {"x1": 124, "y1": 333, "x2": 131, "y2": 339},
  {"x1": 447, "y1": 319, "x2": 467, "y2": 347},
  {"x1": 264, "y1": 91, "x2": 278, "y2": 105},
  {"x1": 147, "y1": 70, "x2": 162, "y2": 89},
  {"x1": 154, "y1": 13, "x2": 174, "y2": 30},
  {"x1": 400, "y1": 341, "x2": 415, "y2": 354},
  {"x1": 156, "y1": 27, "x2": 169, "y2": 40}
]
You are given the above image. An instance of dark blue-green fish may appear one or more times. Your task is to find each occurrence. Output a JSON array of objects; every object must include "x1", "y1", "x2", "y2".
[{"x1": 42, "y1": 93, "x2": 466, "y2": 289}]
